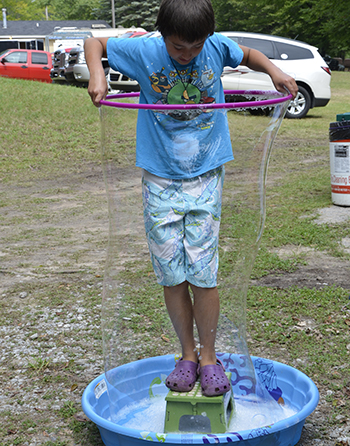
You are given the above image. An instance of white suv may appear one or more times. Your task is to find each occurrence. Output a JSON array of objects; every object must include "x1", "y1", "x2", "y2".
[{"x1": 220, "y1": 32, "x2": 331, "y2": 118}]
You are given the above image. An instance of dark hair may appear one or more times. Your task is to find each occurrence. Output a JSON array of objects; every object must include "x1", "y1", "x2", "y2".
[{"x1": 155, "y1": 0, "x2": 215, "y2": 43}]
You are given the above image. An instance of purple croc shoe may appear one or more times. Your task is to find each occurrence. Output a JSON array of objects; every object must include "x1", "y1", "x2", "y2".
[
  {"x1": 200, "y1": 358, "x2": 231, "y2": 397},
  {"x1": 166, "y1": 358, "x2": 199, "y2": 392}
]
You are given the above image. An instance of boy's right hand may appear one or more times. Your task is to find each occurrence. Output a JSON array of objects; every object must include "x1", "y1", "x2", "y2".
[
  {"x1": 84, "y1": 37, "x2": 109, "y2": 107},
  {"x1": 88, "y1": 70, "x2": 109, "y2": 107}
]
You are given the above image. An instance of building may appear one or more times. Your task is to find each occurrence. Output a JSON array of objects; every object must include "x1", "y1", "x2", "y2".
[
  {"x1": 0, "y1": 18, "x2": 112, "y2": 53},
  {"x1": 45, "y1": 24, "x2": 146, "y2": 53}
]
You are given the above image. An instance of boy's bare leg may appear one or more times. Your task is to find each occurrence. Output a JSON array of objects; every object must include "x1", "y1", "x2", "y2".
[
  {"x1": 190, "y1": 284, "x2": 219, "y2": 367},
  {"x1": 164, "y1": 281, "x2": 198, "y2": 363}
]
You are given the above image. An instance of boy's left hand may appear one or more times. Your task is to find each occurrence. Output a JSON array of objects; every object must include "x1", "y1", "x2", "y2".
[{"x1": 271, "y1": 70, "x2": 298, "y2": 99}]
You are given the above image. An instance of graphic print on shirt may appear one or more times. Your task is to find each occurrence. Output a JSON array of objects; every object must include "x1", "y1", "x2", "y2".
[{"x1": 149, "y1": 65, "x2": 215, "y2": 121}]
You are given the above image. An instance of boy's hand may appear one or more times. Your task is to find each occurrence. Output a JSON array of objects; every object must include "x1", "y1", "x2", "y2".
[
  {"x1": 270, "y1": 70, "x2": 298, "y2": 99},
  {"x1": 84, "y1": 37, "x2": 109, "y2": 107},
  {"x1": 88, "y1": 70, "x2": 109, "y2": 107}
]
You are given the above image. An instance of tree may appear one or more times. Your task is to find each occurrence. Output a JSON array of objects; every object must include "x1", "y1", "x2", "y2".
[
  {"x1": 93, "y1": 0, "x2": 113, "y2": 25},
  {"x1": 212, "y1": 0, "x2": 350, "y2": 57},
  {"x1": 95, "y1": 0, "x2": 160, "y2": 29},
  {"x1": 115, "y1": 0, "x2": 160, "y2": 29},
  {"x1": 319, "y1": 0, "x2": 350, "y2": 58},
  {"x1": 1, "y1": 0, "x2": 46, "y2": 20},
  {"x1": 35, "y1": 0, "x2": 100, "y2": 20}
]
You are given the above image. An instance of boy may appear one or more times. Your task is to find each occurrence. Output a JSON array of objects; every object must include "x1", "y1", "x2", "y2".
[{"x1": 85, "y1": 0, "x2": 297, "y2": 397}]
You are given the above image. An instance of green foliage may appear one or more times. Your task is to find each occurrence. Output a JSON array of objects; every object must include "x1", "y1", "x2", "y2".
[
  {"x1": 320, "y1": 0, "x2": 350, "y2": 58},
  {"x1": 3, "y1": 0, "x2": 101, "y2": 21},
  {"x1": 28, "y1": 357, "x2": 51, "y2": 373},
  {"x1": 115, "y1": 0, "x2": 160, "y2": 29},
  {"x1": 59, "y1": 401, "x2": 78, "y2": 419},
  {"x1": 2, "y1": 0, "x2": 46, "y2": 20},
  {"x1": 93, "y1": 0, "x2": 113, "y2": 24},
  {"x1": 212, "y1": 0, "x2": 350, "y2": 57},
  {"x1": 36, "y1": 0, "x2": 101, "y2": 20},
  {"x1": 95, "y1": 0, "x2": 160, "y2": 29}
]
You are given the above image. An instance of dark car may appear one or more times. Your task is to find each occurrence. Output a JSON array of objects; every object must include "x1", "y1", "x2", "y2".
[
  {"x1": 0, "y1": 49, "x2": 52, "y2": 83},
  {"x1": 323, "y1": 55, "x2": 345, "y2": 72}
]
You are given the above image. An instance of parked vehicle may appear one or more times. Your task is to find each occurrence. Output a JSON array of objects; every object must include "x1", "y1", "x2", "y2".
[
  {"x1": 0, "y1": 49, "x2": 52, "y2": 83},
  {"x1": 65, "y1": 45, "x2": 109, "y2": 87},
  {"x1": 64, "y1": 46, "x2": 88, "y2": 87},
  {"x1": 119, "y1": 31, "x2": 148, "y2": 39},
  {"x1": 60, "y1": 29, "x2": 147, "y2": 88},
  {"x1": 108, "y1": 69, "x2": 140, "y2": 92},
  {"x1": 323, "y1": 55, "x2": 345, "y2": 72},
  {"x1": 220, "y1": 32, "x2": 331, "y2": 118},
  {"x1": 50, "y1": 47, "x2": 72, "y2": 83}
]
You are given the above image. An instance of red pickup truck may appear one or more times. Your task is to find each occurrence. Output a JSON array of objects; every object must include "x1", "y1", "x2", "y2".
[{"x1": 0, "y1": 49, "x2": 53, "y2": 83}]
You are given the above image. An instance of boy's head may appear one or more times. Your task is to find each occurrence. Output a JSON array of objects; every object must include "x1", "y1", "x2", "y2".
[{"x1": 155, "y1": 0, "x2": 215, "y2": 43}]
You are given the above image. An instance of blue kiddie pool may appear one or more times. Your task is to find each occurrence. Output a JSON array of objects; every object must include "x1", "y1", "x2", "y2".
[{"x1": 82, "y1": 353, "x2": 319, "y2": 446}]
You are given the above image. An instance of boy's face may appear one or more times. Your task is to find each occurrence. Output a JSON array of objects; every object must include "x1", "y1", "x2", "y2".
[{"x1": 165, "y1": 35, "x2": 206, "y2": 65}]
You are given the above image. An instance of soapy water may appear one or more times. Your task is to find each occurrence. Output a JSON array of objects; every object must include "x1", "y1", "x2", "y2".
[
  {"x1": 111, "y1": 394, "x2": 297, "y2": 433},
  {"x1": 99, "y1": 92, "x2": 291, "y2": 422}
]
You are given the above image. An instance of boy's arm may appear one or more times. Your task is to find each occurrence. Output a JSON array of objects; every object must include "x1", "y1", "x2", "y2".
[
  {"x1": 84, "y1": 37, "x2": 110, "y2": 107},
  {"x1": 239, "y1": 45, "x2": 298, "y2": 98}
]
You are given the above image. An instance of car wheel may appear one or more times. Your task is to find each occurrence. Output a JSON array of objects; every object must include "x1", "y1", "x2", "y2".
[{"x1": 285, "y1": 86, "x2": 311, "y2": 119}]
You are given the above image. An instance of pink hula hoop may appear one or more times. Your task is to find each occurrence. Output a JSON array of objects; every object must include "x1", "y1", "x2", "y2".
[{"x1": 99, "y1": 90, "x2": 292, "y2": 110}]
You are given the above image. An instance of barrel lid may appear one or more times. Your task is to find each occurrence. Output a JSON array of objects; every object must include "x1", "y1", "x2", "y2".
[{"x1": 337, "y1": 113, "x2": 350, "y2": 121}]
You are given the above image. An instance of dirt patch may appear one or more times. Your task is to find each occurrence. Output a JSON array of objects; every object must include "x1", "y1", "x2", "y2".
[
  {"x1": 252, "y1": 206, "x2": 350, "y2": 291},
  {"x1": 253, "y1": 246, "x2": 350, "y2": 290},
  {"x1": 313, "y1": 206, "x2": 350, "y2": 226},
  {"x1": 1, "y1": 166, "x2": 350, "y2": 445},
  {"x1": 0, "y1": 167, "x2": 108, "y2": 293}
]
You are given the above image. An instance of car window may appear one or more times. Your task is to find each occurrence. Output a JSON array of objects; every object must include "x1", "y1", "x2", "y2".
[
  {"x1": 31, "y1": 52, "x2": 49, "y2": 65},
  {"x1": 4, "y1": 51, "x2": 28, "y2": 64},
  {"x1": 242, "y1": 37, "x2": 275, "y2": 59},
  {"x1": 274, "y1": 42, "x2": 314, "y2": 60}
]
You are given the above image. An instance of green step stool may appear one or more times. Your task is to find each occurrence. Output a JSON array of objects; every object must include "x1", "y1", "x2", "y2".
[{"x1": 164, "y1": 372, "x2": 234, "y2": 434}]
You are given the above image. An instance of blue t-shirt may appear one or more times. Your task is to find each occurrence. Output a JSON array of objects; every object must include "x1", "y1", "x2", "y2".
[{"x1": 107, "y1": 33, "x2": 243, "y2": 179}]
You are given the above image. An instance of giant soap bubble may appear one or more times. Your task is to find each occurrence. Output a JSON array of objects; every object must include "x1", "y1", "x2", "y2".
[{"x1": 82, "y1": 90, "x2": 319, "y2": 445}]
